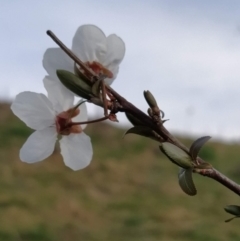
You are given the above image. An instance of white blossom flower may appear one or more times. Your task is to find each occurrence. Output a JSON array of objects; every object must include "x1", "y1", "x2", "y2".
[
  {"x1": 43, "y1": 24, "x2": 125, "y2": 86},
  {"x1": 11, "y1": 76, "x2": 93, "y2": 171}
]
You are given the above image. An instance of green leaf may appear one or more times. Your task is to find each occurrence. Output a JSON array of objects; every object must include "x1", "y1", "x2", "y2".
[
  {"x1": 224, "y1": 205, "x2": 240, "y2": 222},
  {"x1": 160, "y1": 142, "x2": 193, "y2": 169},
  {"x1": 125, "y1": 112, "x2": 145, "y2": 126},
  {"x1": 143, "y1": 90, "x2": 158, "y2": 108},
  {"x1": 178, "y1": 168, "x2": 197, "y2": 196},
  {"x1": 124, "y1": 126, "x2": 159, "y2": 141},
  {"x1": 56, "y1": 70, "x2": 92, "y2": 99},
  {"x1": 224, "y1": 205, "x2": 240, "y2": 216},
  {"x1": 225, "y1": 216, "x2": 240, "y2": 223},
  {"x1": 92, "y1": 79, "x2": 102, "y2": 97},
  {"x1": 189, "y1": 136, "x2": 211, "y2": 160},
  {"x1": 74, "y1": 64, "x2": 92, "y2": 84}
]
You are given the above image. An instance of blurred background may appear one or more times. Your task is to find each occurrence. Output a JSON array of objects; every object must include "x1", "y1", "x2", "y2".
[{"x1": 1, "y1": 0, "x2": 240, "y2": 240}]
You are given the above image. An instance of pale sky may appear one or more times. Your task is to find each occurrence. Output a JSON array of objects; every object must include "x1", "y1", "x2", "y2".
[{"x1": 1, "y1": 0, "x2": 240, "y2": 141}]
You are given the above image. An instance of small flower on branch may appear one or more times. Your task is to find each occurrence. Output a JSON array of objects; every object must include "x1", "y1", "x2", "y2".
[
  {"x1": 11, "y1": 76, "x2": 93, "y2": 171},
  {"x1": 43, "y1": 24, "x2": 125, "y2": 86}
]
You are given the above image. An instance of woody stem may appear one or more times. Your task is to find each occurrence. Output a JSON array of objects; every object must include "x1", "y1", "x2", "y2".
[
  {"x1": 47, "y1": 29, "x2": 240, "y2": 196},
  {"x1": 46, "y1": 30, "x2": 96, "y2": 78},
  {"x1": 70, "y1": 115, "x2": 110, "y2": 126}
]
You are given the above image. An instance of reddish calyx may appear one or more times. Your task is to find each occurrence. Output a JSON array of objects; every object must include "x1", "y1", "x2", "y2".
[
  {"x1": 85, "y1": 61, "x2": 113, "y2": 79},
  {"x1": 55, "y1": 108, "x2": 82, "y2": 135}
]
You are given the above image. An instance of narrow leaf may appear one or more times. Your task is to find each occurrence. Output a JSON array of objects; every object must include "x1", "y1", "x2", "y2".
[
  {"x1": 224, "y1": 205, "x2": 240, "y2": 216},
  {"x1": 178, "y1": 168, "x2": 197, "y2": 196},
  {"x1": 225, "y1": 216, "x2": 240, "y2": 223},
  {"x1": 144, "y1": 90, "x2": 158, "y2": 108},
  {"x1": 160, "y1": 142, "x2": 193, "y2": 169},
  {"x1": 92, "y1": 79, "x2": 101, "y2": 97},
  {"x1": 160, "y1": 110, "x2": 165, "y2": 118},
  {"x1": 189, "y1": 136, "x2": 211, "y2": 160},
  {"x1": 125, "y1": 112, "x2": 145, "y2": 126},
  {"x1": 124, "y1": 126, "x2": 159, "y2": 141},
  {"x1": 74, "y1": 64, "x2": 92, "y2": 84},
  {"x1": 162, "y1": 119, "x2": 169, "y2": 124},
  {"x1": 224, "y1": 205, "x2": 240, "y2": 222},
  {"x1": 57, "y1": 70, "x2": 92, "y2": 99}
]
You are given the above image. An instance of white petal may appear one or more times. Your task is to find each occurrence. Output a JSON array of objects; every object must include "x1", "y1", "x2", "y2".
[
  {"x1": 43, "y1": 48, "x2": 74, "y2": 80},
  {"x1": 11, "y1": 92, "x2": 55, "y2": 130},
  {"x1": 72, "y1": 25, "x2": 107, "y2": 62},
  {"x1": 43, "y1": 76, "x2": 74, "y2": 113},
  {"x1": 20, "y1": 127, "x2": 57, "y2": 163},
  {"x1": 102, "y1": 34, "x2": 125, "y2": 67},
  {"x1": 72, "y1": 101, "x2": 88, "y2": 130},
  {"x1": 104, "y1": 66, "x2": 119, "y2": 85},
  {"x1": 60, "y1": 133, "x2": 93, "y2": 171}
]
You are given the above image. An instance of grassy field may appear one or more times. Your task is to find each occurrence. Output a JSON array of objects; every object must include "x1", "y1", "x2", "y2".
[{"x1": 0, "y1": 102, "x2": 240, "y2": 241}]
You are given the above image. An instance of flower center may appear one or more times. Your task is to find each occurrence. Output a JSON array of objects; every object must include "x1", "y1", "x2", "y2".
[
  {"x1": 85, "y1": 61, "x2": 113, "y2": 79},
  {"x1": 55, "y1": 108, "x2": 82, "y2": 135},
  {"x1": 75, "y1": 61, "x2": 113, "y2": 83}
]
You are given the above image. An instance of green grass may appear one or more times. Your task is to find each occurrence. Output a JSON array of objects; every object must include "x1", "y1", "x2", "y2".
[{"x1": 0, "y1": 102, "x2": 240, "y2": 240}]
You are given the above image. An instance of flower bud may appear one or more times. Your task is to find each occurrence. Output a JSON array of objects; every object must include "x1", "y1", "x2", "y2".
[
  {"x1": 57, "y1": 70, "x2": 92, "y2": 99},
  {"x1": 144, "y1": 90, "x2": 160, "y2": 115},
  {"x1": 144, "y1": 90, "x2": 158, "y2": 108}
]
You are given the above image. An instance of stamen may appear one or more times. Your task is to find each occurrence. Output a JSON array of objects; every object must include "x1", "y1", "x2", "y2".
[
  {"x1": 86, "y1": 61, "x2": 113, "y2": 79},
  {"x1": 55, "y1": 108, "x2": 83, "y2": 135}
]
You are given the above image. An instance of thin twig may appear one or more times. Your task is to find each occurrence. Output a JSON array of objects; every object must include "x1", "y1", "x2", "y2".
[
  {"x1": 106, "y1": 85, "x2": 184, "y2": 147},
  {"x1": 194, "y1": 168, "x2": 240, "y2": 195},
  {"x1": 71, "y1": 115, "x2": 110, "y2": 126},
  {"x1": 107, "y1": 86, "x2": 240, "y2": 195},
  {"x1": 46, "y1": 30, "x2": 96, "y2": 77}
]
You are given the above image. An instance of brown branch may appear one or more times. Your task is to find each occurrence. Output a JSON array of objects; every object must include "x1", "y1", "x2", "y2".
[
  {"x1": 106, "y1": 86, "x2": 240, "y2": 196},
  {"x1": 46, "y1": 30, "x2": 96, "y2": 78},
  {"x1": 106, "y1": 85, "x2": 190, "y2": 150},
  {"x1": 71, "y1": 115, "x2": 110, "y2": 126},
  {"x1": 47, "y1": 29, "x2": 240, "y2": 197},
  {"x1": 194, "y1": 168, "x2": 240, "y2": 196}
]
